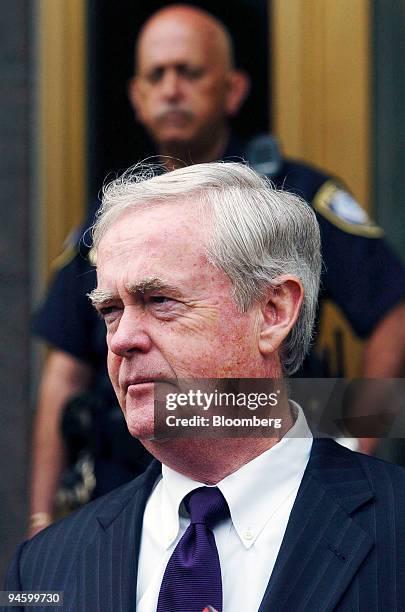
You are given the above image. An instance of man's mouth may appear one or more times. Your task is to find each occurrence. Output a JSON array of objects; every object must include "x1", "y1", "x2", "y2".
[
  {"x1": 124, "y1": 378, "x2": 156, "y2": 392},
  {"x1": 123, "y1": 377, "x2": 178, "y2": 393},
  {"x1": 157, "y1": 109, "x2": 193, "y2": 126}
]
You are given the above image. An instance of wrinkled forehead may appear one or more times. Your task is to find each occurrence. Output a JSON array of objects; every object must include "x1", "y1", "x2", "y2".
[
  {"x1": 94, "y1": 201, "x2": 225, "y2": 298},
  {"x1": 96, "y1": 200, "x2": 210, "y2": 265}
]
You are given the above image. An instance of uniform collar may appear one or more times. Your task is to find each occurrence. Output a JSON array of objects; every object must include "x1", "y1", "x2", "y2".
[{"x1": 160, "y1": 402, "x2": 312, "y2": 550}]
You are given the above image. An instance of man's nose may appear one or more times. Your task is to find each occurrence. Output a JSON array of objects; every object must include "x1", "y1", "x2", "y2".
[
  {"x1": 160, "y1": 68, "x2": 182, "y2": 100},
  {"x1": 108, "y1": 309, "x2": 152, "y2": 357}
]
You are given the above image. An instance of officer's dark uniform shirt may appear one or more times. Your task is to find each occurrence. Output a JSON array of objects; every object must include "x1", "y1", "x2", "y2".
[{"x1": 32, "y1": 138, "x2": 405, "y2": 495}]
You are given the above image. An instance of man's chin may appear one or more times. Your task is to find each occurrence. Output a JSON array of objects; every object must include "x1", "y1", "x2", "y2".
[
  {"x1": 123, "y1": 386, "x2": 155, "y2": 439},
  {"x1": 124, "y1": 408, "x2": 155, "y2": 441},
  {"x1": 154, "y1": 130, "x2": 195, "y2": 150}
]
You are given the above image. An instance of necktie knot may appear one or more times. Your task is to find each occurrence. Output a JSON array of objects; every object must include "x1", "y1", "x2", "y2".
[{"x1": 185, "y1": 486, "x2": 229, "y2": 529}]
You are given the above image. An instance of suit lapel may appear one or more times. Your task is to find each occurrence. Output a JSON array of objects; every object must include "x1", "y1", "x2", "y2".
[
  {"x1": 69, "y1": 439, "x2": 374, "y2": 611},
  {"x1": 259, "y1": 439, "x2": 374, "y2": 612},
  {"x1": 74, "y1": 460, "x2": 161, "y2": 612}
]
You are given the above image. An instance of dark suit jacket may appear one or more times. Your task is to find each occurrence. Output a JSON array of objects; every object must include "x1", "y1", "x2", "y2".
[{"x1": 4, "y1": 439, "x2": 405, "y2": 611}]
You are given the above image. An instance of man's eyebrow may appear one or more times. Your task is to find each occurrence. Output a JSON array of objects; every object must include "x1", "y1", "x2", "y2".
[
  {"x1": 87, "y1": 278, "x2": 184, "y2": 308},
  {"x1": 87, "y1": 288, "x2": 116, "y2": 307},
  {"x1": 126, "y1": 277, "x2": 183, "y2": 297}
]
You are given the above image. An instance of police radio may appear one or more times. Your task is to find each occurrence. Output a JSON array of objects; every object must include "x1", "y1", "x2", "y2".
[{"x1": 245, "y1": 133, "x2": 282, "y2": 178}]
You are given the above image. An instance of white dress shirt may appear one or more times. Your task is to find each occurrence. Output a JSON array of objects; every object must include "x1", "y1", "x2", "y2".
[{"x1": 136, "y1": 402, "x2": 313, "y2": 612}]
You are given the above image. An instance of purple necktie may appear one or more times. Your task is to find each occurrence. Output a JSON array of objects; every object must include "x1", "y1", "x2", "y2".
[{"x1": 156, "y1": 486, "x2": 230, "y2": 612}]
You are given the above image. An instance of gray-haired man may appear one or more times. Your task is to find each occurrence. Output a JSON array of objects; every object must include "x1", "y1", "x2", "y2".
[{"x1": 6, "y1": 162, "x2": 405, "y2": 611}]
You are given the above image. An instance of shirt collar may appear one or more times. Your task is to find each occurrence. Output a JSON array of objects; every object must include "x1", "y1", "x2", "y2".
[{"x1": 160, "y1": 401, "x2": 312, "y2": 550}]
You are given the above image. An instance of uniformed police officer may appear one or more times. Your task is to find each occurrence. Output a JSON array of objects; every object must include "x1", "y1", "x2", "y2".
[{"x1": 29, "y1": 4, "x2": 405, "y2": 537}]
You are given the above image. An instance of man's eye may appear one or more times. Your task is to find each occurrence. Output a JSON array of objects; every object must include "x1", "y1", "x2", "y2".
[
  {"x1": 146, "y1": 295, "x2": 181, "y2": 320},
  {"x1": 179, "y1": 66, "x2": 204, "y2": 80},
  {"x1": 148, "y1": 296, "x2": 172, "y2": 305},
  {"x1": 146, "y1": 68, "x2": 164, "y2": 84},
  {"x1": 99, "y1": 306, "x2": 120, "y2": 320}
]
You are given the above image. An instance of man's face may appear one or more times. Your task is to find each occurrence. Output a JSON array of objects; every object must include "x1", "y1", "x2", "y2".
[
  {"x1": 129, "y1": 15, "x2": 236, "y2": 149},
  {"x1": 95, "y1": 202, "x2": 264, "y2": 439}
]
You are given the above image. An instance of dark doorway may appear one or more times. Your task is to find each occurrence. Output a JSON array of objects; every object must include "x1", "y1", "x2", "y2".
[{"x1": 87, "y1": 0, "x2": 270, "y2": 201}]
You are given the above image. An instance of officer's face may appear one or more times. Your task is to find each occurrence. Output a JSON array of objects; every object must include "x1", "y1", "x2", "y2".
[
  {"x1": 94, "y1": 202, "x2": 264, "y2": 440},
  {"x1": 129, "y1": 13, "x2": 238, "y2": 150}
]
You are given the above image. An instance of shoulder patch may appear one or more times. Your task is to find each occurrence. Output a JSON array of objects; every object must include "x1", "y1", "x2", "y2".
[
  {"x1": 50, "y1": 243, "x2": 78, "y2": 272},
  {"x1": 50, "y1": 228, "x2": 83, "y2": 272},
  {"x1": 313, "y1": 181, "x2": 384, "y2": 238}
]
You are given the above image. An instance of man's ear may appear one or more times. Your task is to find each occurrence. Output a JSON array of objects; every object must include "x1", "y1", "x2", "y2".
[
  {"x1": 225, "y1": 70, "x2": 251, "y2": 116},
  {"x1": 128, "y1": 76, "x2": 143, "y2": 119},
  {"x1": 258, "y1": 277, "x2": 304, "y2": 356}
]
